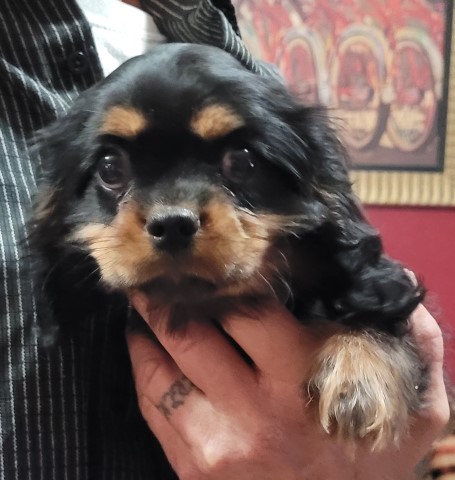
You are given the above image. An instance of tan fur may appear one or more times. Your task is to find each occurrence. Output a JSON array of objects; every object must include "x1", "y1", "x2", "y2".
[
  {"x1": 307, "y1": 330, "x2": 421, "y2": 450},
  {"x1": 99, "y1": 105, "x2": 148, "y2": 138},
  {"x1": 70, "y1": 196, "x2": 289, "y2": 297},
  {"x1": 33, "y1": 187, "x2": 58, "y2": 222},
  {"x1": 190, "y1": 104, "x2": 245, "y2": 140}
]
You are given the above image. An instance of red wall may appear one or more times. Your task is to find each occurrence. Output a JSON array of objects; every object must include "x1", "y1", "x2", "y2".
[{"x1": 365, "y1": 207, "x2": 455, "y2": 378}]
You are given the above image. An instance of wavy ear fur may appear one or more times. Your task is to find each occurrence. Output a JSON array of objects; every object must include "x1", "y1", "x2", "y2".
[
  {"x1": 323, "y1": 189, "x2": 424, "y2": 333},
  {"x1": 282, "y1": 104, "x2": 424, "y2": 334}
]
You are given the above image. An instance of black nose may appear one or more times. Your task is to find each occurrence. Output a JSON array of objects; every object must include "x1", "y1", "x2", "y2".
[{"x1": 147, "y1": 208, "x2": 200, "y2": 253}]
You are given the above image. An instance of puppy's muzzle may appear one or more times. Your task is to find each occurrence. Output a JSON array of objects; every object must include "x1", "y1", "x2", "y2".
[{"x1": 147, "y1": 207, "x2": 200, "y2": 254}]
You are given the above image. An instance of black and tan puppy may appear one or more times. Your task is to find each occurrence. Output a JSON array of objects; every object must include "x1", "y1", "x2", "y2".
[{"x1": 31, "y1": 43, "x2": 427, "y2": 450}]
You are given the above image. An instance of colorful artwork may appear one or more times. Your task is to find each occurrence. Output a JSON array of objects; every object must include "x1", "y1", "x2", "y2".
[{"x1": 234, "y1": 0, "x2": 450, "y2": 170}]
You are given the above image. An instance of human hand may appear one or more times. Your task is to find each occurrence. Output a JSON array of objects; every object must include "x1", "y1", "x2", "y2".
[{"x1": 127, "y1": 295, "x2": 449, "y2": 480}]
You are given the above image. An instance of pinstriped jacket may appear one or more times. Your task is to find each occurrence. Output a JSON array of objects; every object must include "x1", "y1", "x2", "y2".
[{"x1": 0, "y1": 1, "x2": 274, "y2": 478}]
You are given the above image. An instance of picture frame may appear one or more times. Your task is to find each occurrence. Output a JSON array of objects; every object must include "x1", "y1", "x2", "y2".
[{"x1": 234, "y1": 0, "x2": 454, "y2": 205}]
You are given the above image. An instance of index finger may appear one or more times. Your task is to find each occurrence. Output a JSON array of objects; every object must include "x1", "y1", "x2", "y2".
[
  {"x1": 129, "y1": 291, "x2": 257, "y2": 400},
  {"x1": 409, "y1": 304, "x2": 448, "y2": 419},
  {"x1": 394, "y1": 304, "x2": 450, "y2": 466}
]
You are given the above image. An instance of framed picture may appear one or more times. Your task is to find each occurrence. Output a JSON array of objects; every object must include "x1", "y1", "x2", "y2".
[{"x1": 234, "y1": 0, "x2": 455, "y2": 205}]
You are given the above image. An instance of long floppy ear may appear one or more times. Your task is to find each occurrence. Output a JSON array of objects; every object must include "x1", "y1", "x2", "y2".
[
  {"x1": 29, "y1": 90, "x2": 96, "y2": 253},
  {"x1": 324, "y1": 188, "x2": 424, "y2": 333},
  {"x1": 286, "y1": 106, "x2": 424, "y2": 333},
  {"x1": 28, "y1": 89, "x2": 103, "y2": 346}
]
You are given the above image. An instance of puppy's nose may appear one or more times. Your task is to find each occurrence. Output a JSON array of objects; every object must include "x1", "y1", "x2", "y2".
[{"x1": 147, "y1": 208, "x2": 200, "y2": 253}]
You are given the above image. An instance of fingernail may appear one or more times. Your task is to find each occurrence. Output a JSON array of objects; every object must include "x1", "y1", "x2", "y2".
[
  {"x1": 128, "y1": 290, "x2": 169, "y2": 328},
  {"x1": 128, "y1": 290, "x2": 149, "y2": 313},
  {"x1": 404, "y1": 268, "x2": 418, "y2": 286}
]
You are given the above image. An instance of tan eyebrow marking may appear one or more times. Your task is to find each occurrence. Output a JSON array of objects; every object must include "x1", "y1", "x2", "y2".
[
  {"x1": 99, "y1": 105, "x2": 148, "y2": 138},
  {"x1": 190, "y1": 104, "x2": 245, "y2": 140}
]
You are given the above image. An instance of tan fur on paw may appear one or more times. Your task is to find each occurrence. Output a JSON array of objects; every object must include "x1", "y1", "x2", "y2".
[{"x1": 307, "y1": 331, "x2": 424, "y2": 450}]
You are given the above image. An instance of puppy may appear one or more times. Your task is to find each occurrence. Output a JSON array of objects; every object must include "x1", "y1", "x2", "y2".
[{"x1": 31, "y1": 43, "x2": 427, "y2": 450}]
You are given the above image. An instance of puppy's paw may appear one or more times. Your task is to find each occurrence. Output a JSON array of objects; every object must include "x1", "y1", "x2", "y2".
[{"x1": 307, "y1": 331, "x2": 425, "y2": 450}]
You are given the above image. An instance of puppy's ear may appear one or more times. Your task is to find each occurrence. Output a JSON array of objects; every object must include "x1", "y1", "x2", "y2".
[
  {"x1": 29, "y1": 90, "x2": 105, "y2": 346},
  {"x1": 30, "y1": 91, "x2": 94, "y2": 251},
  {"x1": 326, "y1": 190, "x2": 424, "y2": 332},
  {"x1": 287, "y1": 107, "x2": 424, "y2": 332}
]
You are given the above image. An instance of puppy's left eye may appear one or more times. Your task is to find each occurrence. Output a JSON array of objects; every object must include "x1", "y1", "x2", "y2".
[
  {"x1": 96, "y1": 147, "x2": 131, "y2": 191},
  {"x1": 221, "y1": 148, "x2": 255, "y2": 183}
]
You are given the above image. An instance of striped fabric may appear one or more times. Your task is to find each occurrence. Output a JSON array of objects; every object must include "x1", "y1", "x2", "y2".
[
  {"x1": 0, "y1": 0, "x2": 266, "y2": 478},
  {"x1": 140, "y1": 0, "x2": 280, "y2": 78}
]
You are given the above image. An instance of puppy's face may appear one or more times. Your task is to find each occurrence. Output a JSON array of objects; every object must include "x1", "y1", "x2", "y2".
[
  {"x1": 34, "y1": 44, "x2": 353, "y2": 305},
  {"x1": 70, "y1": 103, "x2": 297, "y2": 301}
]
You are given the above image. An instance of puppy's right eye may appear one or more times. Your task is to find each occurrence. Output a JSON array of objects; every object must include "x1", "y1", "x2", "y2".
[
  {"x1": 221, "y1": 148, "x2": 255, "y2": 183},
  {"x1": 96, "y1": 148, "x2": 131, "y2": 191}
]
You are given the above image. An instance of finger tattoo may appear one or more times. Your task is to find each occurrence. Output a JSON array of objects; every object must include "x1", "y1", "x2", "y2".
[{"x1": 156, "y1": 377, "x2": 194, "y2": 419}]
